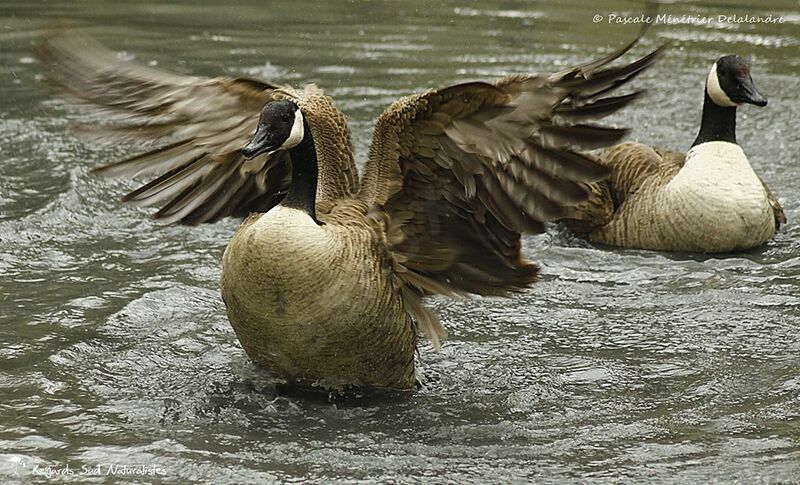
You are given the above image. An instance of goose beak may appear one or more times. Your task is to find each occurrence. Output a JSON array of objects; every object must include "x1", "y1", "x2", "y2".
[
  {"x1": 735, "y1": 75, "x2": 767, "y2": 107},
  {"x1": 242, "y1": 125, "x2": 278, "y2": 159}
]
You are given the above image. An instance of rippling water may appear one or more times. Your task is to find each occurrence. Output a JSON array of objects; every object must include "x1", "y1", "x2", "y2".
[{"x1": 2, "y1": 0, "x2": 799, "y2": 482}]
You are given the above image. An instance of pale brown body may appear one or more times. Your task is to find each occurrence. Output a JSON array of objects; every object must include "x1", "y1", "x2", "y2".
[
  {"x1": 564, "y1": 141, "x2": 785, "y2": 253},
  {"x1": 222, "y1": 208, "x2": 415, "y2": 389}
]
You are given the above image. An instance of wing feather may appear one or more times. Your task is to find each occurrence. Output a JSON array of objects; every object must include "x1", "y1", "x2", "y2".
[
  {"x1": 37, "y1": 30, "x2": 294, "y2": 225},
  {"x1": 357, "y1": 34, "x2": 663, "y2": 344}
]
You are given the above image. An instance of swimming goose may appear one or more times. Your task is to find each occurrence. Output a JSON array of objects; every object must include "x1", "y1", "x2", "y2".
[
  {"x1": 38, "y1": 31, "x2": 661, "y2": 390},
  {"x1": 562, "y1": 55, "x2": 785, "y2": 253}
]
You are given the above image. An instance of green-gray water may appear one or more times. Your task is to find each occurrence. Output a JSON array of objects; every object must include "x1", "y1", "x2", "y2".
[{"x1": 1, "y1": 0, "x2": 799, "y2": 482}]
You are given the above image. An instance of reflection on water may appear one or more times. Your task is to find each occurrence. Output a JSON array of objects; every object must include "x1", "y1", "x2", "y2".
[{"x1": 1, "y1": 0, "x2": 799, "y2": 482}]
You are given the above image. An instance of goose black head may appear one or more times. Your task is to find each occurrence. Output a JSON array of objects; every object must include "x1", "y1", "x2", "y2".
[
  {"x1": 242, "y1": 100, "x2": 305, "y2": 159},
  {"x1": 706, "y1": 55, "x2": 767, "y2": 108}
]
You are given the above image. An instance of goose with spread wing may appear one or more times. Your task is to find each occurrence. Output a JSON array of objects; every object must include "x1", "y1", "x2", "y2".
[{"x1": 38, "y1": 31, "x2": 661, "y2": 390}]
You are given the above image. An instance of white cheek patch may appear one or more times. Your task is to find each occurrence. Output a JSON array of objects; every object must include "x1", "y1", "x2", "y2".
[
  {"x1": 706, "y1": 63, "x2": 736, "y2": 107},
  {"x1": 280, "y1": 109, "x2": 305, "y2": 149}
]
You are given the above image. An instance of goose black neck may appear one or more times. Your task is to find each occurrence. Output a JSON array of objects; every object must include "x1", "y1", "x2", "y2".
[
  {"x1": 282, "y1": 120, "x2": 321, "y2": 224},
  {"x1": 691, "y1": 91, "x2": 737, "y2": 148}
]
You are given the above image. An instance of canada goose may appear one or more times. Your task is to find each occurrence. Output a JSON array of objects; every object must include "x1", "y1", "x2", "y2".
[
  {"x1": 38, "y1": 31, "x2": 661, "y2": 391},
  {"x1": 562, "y1": 55, "x2": 785, "y2": 253}
]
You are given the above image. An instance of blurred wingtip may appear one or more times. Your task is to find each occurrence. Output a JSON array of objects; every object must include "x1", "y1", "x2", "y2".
[{"x1": 552, "y1": 0, "x2": 667, "y2": 82}]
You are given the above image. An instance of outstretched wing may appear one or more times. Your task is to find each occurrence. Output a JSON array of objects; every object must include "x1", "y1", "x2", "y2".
[
  {"x1": 358, "y1": 37, "x2": 663, "y2": 334},
  {"x1": 37, "y1": 30, "x2": 294, "y2": 225}
]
